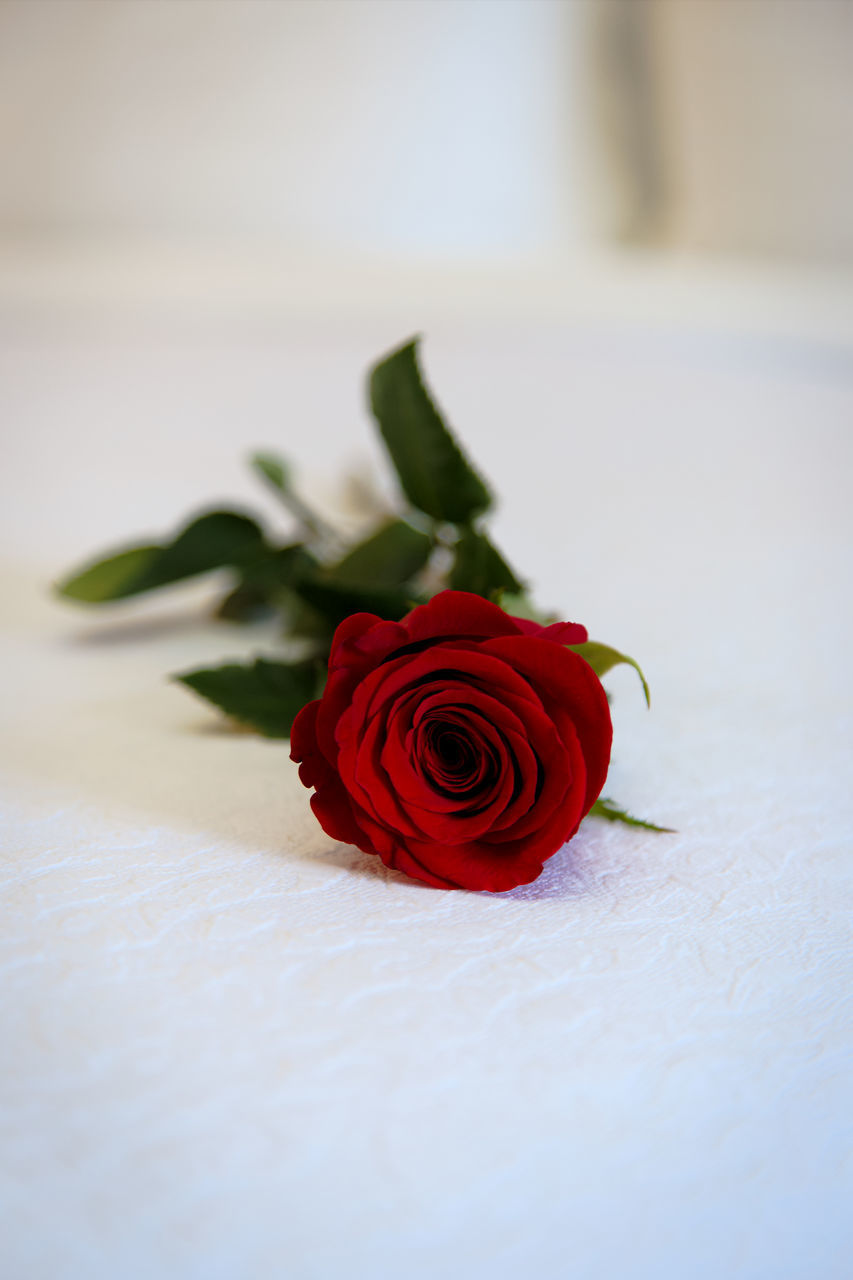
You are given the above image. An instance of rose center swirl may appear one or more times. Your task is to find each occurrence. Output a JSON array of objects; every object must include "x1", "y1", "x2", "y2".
[{"x1": 416, "y1": 711, "x2": 503, "y2": 797}]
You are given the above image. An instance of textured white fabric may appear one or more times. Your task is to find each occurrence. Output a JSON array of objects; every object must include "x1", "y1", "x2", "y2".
[{"x1": 1, "y1": 272, "x2": 852, "y2": 1279}]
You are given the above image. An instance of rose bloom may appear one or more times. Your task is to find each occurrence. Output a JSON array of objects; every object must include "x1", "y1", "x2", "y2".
[{"x1": 290, "y1": 591, "x2": 612, "y2": 891}]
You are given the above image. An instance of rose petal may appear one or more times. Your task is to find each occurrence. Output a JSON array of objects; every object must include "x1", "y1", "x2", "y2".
[
  {"x1": 394, "y1": 688, "x2": 562, "y2": 838},
  {"x1": 310, "y1": 777, "x2": 372, "y2": 851},
  {"x1": 330, "y1": 612, "x2": 407, "y2": 673},
  {"x1": 402, "y1": 590, "x2": 523, "y2": 644},
  {"x1": 512, "y1": 617, "x2": 588, "y2": 645},
  {"x1": 336, "y1": 648, "x2": 578, "y2": 844},
  {"x1": 401, "y1": 718, "x2": 589, "y2": 892},
  {"x1": 348, "y1": 644, "x2": 547, "y2": 735},
  {"x1": 382, "y1": 840, "x2": 462, "y2": 890},
  {"x1": 481, "y1": 636, "x2": 612, "y2": 813},
  {"x1": 394, "y1": 711, "x2": 517, "y2": 843}
]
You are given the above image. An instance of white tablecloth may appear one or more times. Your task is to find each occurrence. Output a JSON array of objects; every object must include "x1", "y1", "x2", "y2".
[{"x1": 2, "y1": 256, "x2": 852, "y2": 1278}]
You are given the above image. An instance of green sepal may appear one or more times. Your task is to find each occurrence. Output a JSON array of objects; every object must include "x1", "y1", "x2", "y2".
[
  {"x1": 331, "y1": 518, "x2": 433, "y2": 587},
  {"x1": 174, "y1": 656, "x2": 320, "y2": 738},
  {"x1": 449, "y1": 527, "x2": 524, "y2": 599},
  {"x1": 368, "y1": 337, "x2": 491, "y2": 523},
  {"x1": 56, "y1": 510, "x2": 266, "y2": 603},
  {"x1": 589, "y1": 797, "x2": 674, "y2": 833},
  {"x1": 571, "y1": 641, "x2": 650, "y2": 707}
]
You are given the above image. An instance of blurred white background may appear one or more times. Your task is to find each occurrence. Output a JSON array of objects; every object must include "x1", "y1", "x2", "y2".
[
  {"x1": 0, "y1": 0, "x2": 852, "y2": 288},
  {"x1": 1, "y1": 0, "x2": 851, "y2": 566},
  {"x1": 0, "y1": 0, "x2": 580, "y2": 258}
]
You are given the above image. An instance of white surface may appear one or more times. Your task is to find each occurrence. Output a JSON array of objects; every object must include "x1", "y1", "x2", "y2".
[{"x1": 1, "y1": 259, "x2": 852, "y2": 1279}]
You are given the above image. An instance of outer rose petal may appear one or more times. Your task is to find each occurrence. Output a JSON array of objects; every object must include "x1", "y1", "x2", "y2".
[
  {"x1": 310, "y1": 779, "x2": 370, "y2": 850},
  {"x1": 314, "y1": 614, "x2": 407, "y2": 764},
  {"x1": 329, "y1": 612, "x2": 407, "y2": 673},
  {"x1": 403, "y1": 590, "x2": 523, "y2": 643},
  {"x1": 291, "y1": 701, "x2": 370, "y2": 849},
  {"x1": 481, "y1": 635, "x2": 612, "y2": 812},
  {"x1": 384, "y1": 841, "x2": 462, "y2": 890},
  {"x1": 512, "y1": 617, "x2": 588, "y2": 645},
  {"x1": 290, "y1": 700, "x2": 325, "y2": 789}
]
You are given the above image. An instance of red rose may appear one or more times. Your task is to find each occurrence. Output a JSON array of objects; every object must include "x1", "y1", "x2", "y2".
[{"x1": 290, "y1": 591, "x2": 612, "y2": 891}]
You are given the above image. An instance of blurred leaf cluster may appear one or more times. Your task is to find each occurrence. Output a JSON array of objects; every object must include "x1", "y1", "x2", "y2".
[{"x1": 58, "y1": 338, "x2": 529, "y2": 734}]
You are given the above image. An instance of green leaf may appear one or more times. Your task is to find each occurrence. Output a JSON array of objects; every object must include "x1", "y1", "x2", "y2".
[
  {"x1": 571, "y1": 641, "x2": 650, "y2": 707},
  {"x1": 449, "y1": 527, "x2": 524, "y2": 598},
  {"x1": 589, "y1": 797, "x2": 674, "y2": 833},
  {"x1": 214, "y1": 583, "x2": 276, "y2": 622},
  {"x1": 237, "y1": 544, "x2": 317, "y2": 592},
  {"x1": 57, "y1": 510, "x2": 267, "y2": 603},
  {"x1": 135, "y1": 511, "x2": 266, "y2": 591},
  {"x1": 332, "y1": 519, "x2": 433, "y2": 586},
  {"x1": 214, "y1": 544, "x2": 321, "y2": 624},
  {"x1": 278, "y1": 591, "x2": 335, "y2": 642},
  {"x1": 55, "y1": 544, "x2": 161, "y2": 603},
  {"x1": 368, "y1": 337, "x2": 492, "y2": 523},
  {"x1": 174, "y1": 657, "x2": 320, "y2": 738},
  {"x1": 296, "y1": 573, "x2": 416, "y2": 627},
  {"x1": 250, "y1": 451, "x2": 292, "y2": 495}
]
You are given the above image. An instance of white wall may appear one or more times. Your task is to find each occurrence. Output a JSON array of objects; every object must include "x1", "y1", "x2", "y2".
[
  {"x1": 1, "y1": 0, "x2": 851, "y2": 267},
  {"x1": 0, "y1": 0, "x2": 587, "y2": 260}
]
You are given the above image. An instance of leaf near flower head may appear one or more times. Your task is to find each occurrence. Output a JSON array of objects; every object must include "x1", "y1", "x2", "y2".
[
  {"x1": 571, "y1": 641, "x2": 650, "y2": 707},
  {"x1": 449, "y1": 527, "x2": 524, "y2": 599},
  {"x1": 295, "y1": 574, "x2": 416, "y2": 627},
  {"x1": 174, "y1": 657, "x2": 321, "y2": 738},
  {"x1": 332, "y1": 519, "x2": 432, "y2": 587}
]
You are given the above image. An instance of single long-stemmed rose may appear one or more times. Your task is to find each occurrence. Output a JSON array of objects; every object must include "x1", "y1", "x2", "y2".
[{"x1": 55, "y1": 335, "x2": 668, "y2": 877}]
